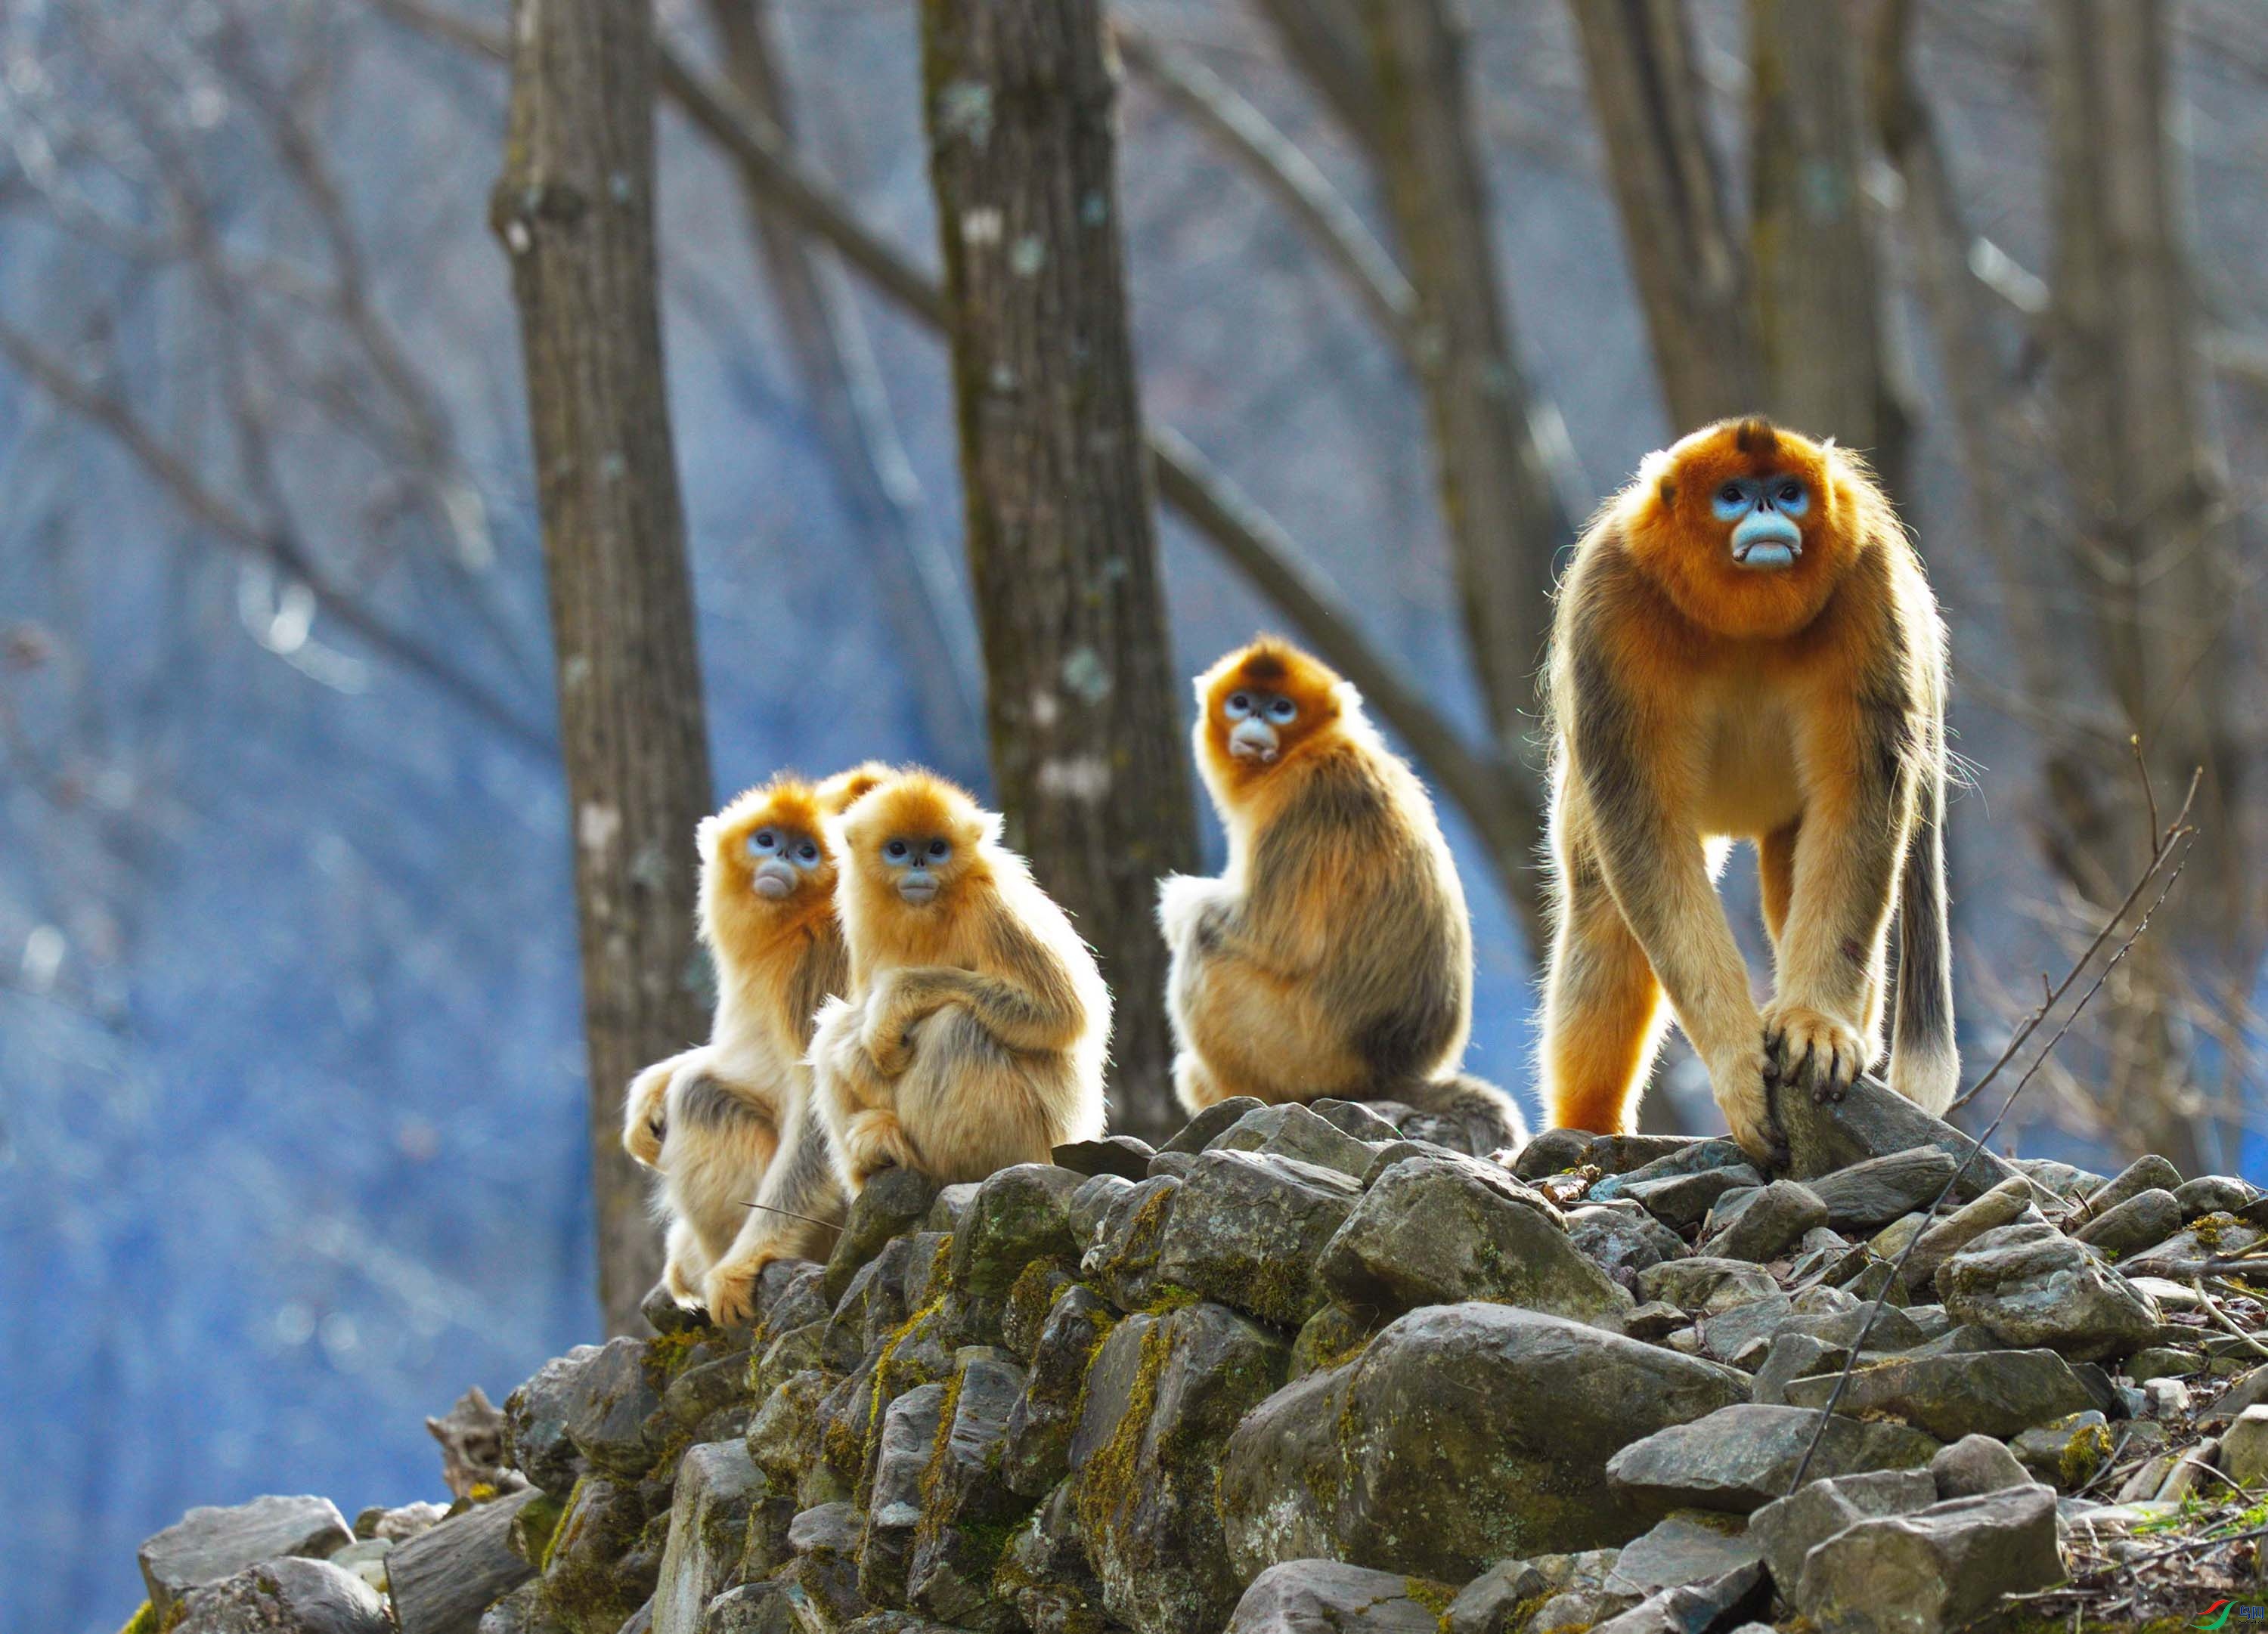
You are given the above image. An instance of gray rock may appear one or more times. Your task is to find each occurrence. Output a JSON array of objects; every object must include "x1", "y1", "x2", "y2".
[
  {"x1": 1146, "y1": 1150, "x2": 1198, "y2": 1179},
  {"x1": 2080, "y1": 1154, "x2": 2184, "y2": 1221},
  {"x1": 946, "y1": 1164, "x2": 1084, "y2": 1338},
  {"x1": 1695, "y1": 1293, "x2": 1793, "y2": 1366},
  {"x1": 2072, "y1": 1187, "x2": 2183, "y2": 1257},
  {"x1": 1905, "y1": 1178, "x2": 2050, "y2": 1296},
  {"x1": 1073, "y1": 1301, "x2": 1290, "y2": 1634},
  {"x1": 1319, "y1": 1153, "x2": 1631, "y2": 1327},
  {"x1": 698, "y1": 1586, "x2": 786, "y2": 1634},
  {"x1": 1222, "y1": 1303, "x2": 1747, "y2": 1580},
  {"x1": 642, "y1": 1280, "x2": 706, "y2": 1336},
  {"x1": 1513, "y1": 1128, "x2": 1594, "y2": 1180},
  {"x1": 534, "y1": 1477, "x2": 656, "y2": 1632},
  {"x1": 1065, "y1": 1171, "x2": 1136, "y2": 1252},
  {"x1": 1804, "y1": 1151, "x2": 1958, "y2": 1231},
  {"x1": 173, "y1": 1558, "x2": 391, "y2": 1634},
  {"x1": 1938, "y1": 1221, "x2": 2161, "y2": 1360},
  {"x1": 997, "y1": 1481, "x2": 1108, "y2": 1634},
  {"x1": 1442, "y1": 1549, "x2": 1628, "y2": 1634},
  {"x1": 1791, "y1": 1484, "x2": 2062, "y2": 1633},
  {"x1": 1768, "y1": 1072, "x2": 2015, "y2": 1200},
  {"x1": 354, "y1": 1501, "x2": 450, "y2": 1543},
  {"x1": 389, "y1": 1488, "x2": 547, "y2": 1634},
  {"x1": 2119, "y1": 1215, "x2": 2264, "y2": 1281},
  {"x1": 906, "y1": 1349, "x2": 1030, "y2": 1629},
  {"x1": 1622, "y1": 1165, "x2": 1767, "y2": 1232},
  {"x1": 327, "y1": 1539, "x2": 392, "y2": 1594},
  {"x1": 472, "y1": 1582, "x2": 549, "y2": 1634},
  {"x1": 1225, "y1": 1561, "x2": 1455, "y2": 1631},
  {"x1": 140, "y1": 1495, "x2": 354, "y2": 1619},
  {"x1": 2222, "y1": 1405, "x2": 2268, "y2": 1488},
  {"x1": 1636, "y1": 1258, "x2": 1780, "y2": 1314},
  {"x1": 2177, "y1": 1175, "x2": 2260, "y2": 1218},
  {"x1": 1210, "y1": 1102, "x2": 1381, "y2": 1181},
  {"x1": 857, "y1": 1382, "x2": 947, "y2": 1608},
  {"x1": 826, "y1": 1167, "x2": 944, "y2": 1303},
  {"x1": 1159, "y1": 1096, "x2": 1268, "y2": 1153},
  {"x1": 1080, "y1": 1174, "x2": 1181, "y2": 1310},
  {"x1": 1704, "y1": 1180, "x2": 1828, "y2": 1262},
  {"x1": 1309, "y1": 1098, "x2": 1408, "y2": 1143},
  {"x1": 925, "y1": 1182, "x2": 980, "y2": 1233},
  {"x1": 1050, "y1": 1135, "x2": 1155, "y2": 1180},
  {"x1": 1750, "y1": 1333, "x2": 1849, "y2": 1407},
  {"x1": 1605, "y1": 1404, "x2": 1939, "y2": 1514},
  {"x1": 562, "y1": 1335, "x2": 669, "y2": 1478},
  {"x1": 1567, "y1": 1202, "x2": 1690, "y2": 1280},
  {"x1": 1155, "y1": 1149, "x2": 1363, "y2": 1326},
  {"x1": 1588, "y1": 1140, "x2": 1753, "y2": 1200},
  {"x1": 1605, "y1": 1512, "x2": 1761, "y2": 1595},
  {"x1": 2006, "y1": 1412, "x2": 2113, "y2": 1490},
  {"x1": 1780, "y1": 1348, "x2": 2099, "y2": 1441},
  {"x1": 1003, "y1": 1283, "x2": 1117, "y2": 1497},
  {"x1": 1748, "y1": 1468, "x2": 1937, "y2": 1592},
  {"x1": 1932, "y1": 1434, "x2": 2034, "y2": 1499},
  {"x1": 1588, "y1": 1564, "x2": 1769, "y2": 1634},
  {"x1": 652, "y1": 1443, "x2": 762, "y2": 1634}
]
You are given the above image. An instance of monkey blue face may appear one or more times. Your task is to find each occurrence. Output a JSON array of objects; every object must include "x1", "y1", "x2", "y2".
[
  {"x1": 881, "y1": 833, "x2": 954, "y2": 905},
  {"x1": 1220, "y1": 687, "x2": 1300, "y2": 765},
  {"x1": 1713, "y1": 474, "x2": 1809, "y2": 571},
  {"x1": 746, "y1": 826, "x2": 823, "y2": 899}
]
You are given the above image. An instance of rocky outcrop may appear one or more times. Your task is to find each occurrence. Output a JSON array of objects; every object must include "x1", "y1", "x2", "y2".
[{"x1": 124, "y1": 1091, "x2": 2268, "y2": 1632}]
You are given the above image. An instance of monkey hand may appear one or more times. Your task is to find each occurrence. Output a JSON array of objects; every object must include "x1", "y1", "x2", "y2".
[
  {"x1": 842, "y1": 1107, "x2": 921, "y2": 1191},
  {"x1": 1761, "y1": 1001, "x2": 1867, "y2": 1106},
  {"x1": 702, "y1": 1251, "x2": 778, "y2": 1330},
  {"x1": 623, "y1": 1058, "x2": 674, "y2": 1167},
  {"x1": 1706, "y1": 1039, "x2": 1786, "y2": 1168}
]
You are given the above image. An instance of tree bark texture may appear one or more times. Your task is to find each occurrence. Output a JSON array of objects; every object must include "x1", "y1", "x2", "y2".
[
  {"x1": 494, "y1": 0, "x2": 713, "y2": 1333},
  {"x1": 1567, "y1": 0, "x2": 1758, "y2": 430},
  {"x1": 1748, "y1": 0, "x2": 1907, "y2": 484},
  {"x1": 1359, "y1": 0, "x2": 1563, "y2": 945},
  {"x1": 920, "y1": 0, "x2": 1199, "y2": 1142}
]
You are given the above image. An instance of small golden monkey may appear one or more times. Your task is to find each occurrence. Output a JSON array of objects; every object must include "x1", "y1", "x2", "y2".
[
  {"x1": 624, "y1": 763, "x2": 885, "y2": 1322},
  {"x1": 1157, "y1": 639, "x2": 1527, "y2": 1149},
  {"x1": 810, "y1": 771, "x2": 1111, "y2": 1192},
  {"x1": 1541, "y1": 417, "x2": 1956, "y2": 1159}
]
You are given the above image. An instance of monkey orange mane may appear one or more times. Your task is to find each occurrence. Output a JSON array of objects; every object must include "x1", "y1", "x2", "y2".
[
  {"x1": 1619, "y1": 416, "x2": 1883, "y2": 642},
  {"x1": 817, "y1": 760, "x2": 891, "y2": 815},
  {"x1": 833, "y1": 770, "x2": 1005, "y2": 976}
]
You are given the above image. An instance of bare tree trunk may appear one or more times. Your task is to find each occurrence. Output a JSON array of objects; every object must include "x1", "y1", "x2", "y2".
[
  {"x1": 2043, "y1": 0, "x2": 2240, "y2": 1173},
  {"x1": 494, "y1": 0, "x2": 711, "y2": 1332},
  {"x1": 1357, "y1": 0, "x2": 1566, "y2": 945},
  {"x1": 1747, "y1": 0, "x2": 1908, "y2": 487},
  {"x1": 1566, "y1": 0, "x2": 1758, "y2": 429},
  {"x1": 919, "y1": 0, "x2": 1198, "y2": 1142},
  {"x1": 703, "y1": 0, "x2": 987, "y2": 778}
]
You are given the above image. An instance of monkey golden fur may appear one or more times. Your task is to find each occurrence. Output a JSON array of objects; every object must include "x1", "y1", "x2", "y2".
[
  {"x1": 624, "y1": 763, "x2": 884, "y2": 1320},
  {"x1": 1157, "y1": 639, "x2": 1526, "y2": 1148},
  {"x1": 811, "y1": 770, "x2": 1110, "y2": 1191},
  {"x1": 1541, "y1": 417, "x2": 1956, "y2": 1159}
]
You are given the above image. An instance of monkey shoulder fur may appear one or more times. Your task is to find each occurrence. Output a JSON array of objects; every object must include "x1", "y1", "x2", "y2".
[
  {"x1": 1541, "y1": 417, "x2": 1956, "y2": 1159},
  {"x1": 624, "y1": 763, "x2": 884, "y2": 1325},
  {"x1": 1157, "y1": 638, "x2": 1526, "y2": 1150},
  {"x1": 811, "y1": 771, "x2": 1111, "y2": 1193}
]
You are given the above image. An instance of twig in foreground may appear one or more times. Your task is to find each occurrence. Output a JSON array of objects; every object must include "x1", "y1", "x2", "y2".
[{"x1": 737, "y1": 1199, "x2": 844, "y2": 1236}]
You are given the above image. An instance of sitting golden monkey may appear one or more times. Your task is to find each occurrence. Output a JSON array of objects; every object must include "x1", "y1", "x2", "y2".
[
  {"x1": 1157, "y1": 638, "x2": 1526, "y2": 1150},
  {"x1": 810, "y1": 770, "x2": 1110, "y2": 1191}
]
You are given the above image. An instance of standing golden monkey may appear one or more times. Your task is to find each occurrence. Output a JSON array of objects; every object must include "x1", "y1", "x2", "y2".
[
  {"x1": 810, "y1": 771, "x2": 1111, "y2": 1192},
  {"x1": 624, "y1": 763, "x2": 884, "y2": 1321},
  {"x1": 1157, "y1": 639, "x2": 1527, "y2": 1150},
  {"x1": 1541, "y1": 417, "x2": 1956, "y2": 1159}
]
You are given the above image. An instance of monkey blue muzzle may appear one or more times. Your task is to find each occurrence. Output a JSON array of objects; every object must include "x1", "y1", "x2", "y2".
[
  {"x1": 896, "y1": 871, "x2": 940, "y2": 905},
  {"x1": 1228, "y1": 719, "x2": 1281, "y2": 764},
  {"x1": 752, "y1": 859, "x2": 798, "y2": 899},
  {"x1": 1715, "y1": 474, "x2": 1808, "y2": 571}
]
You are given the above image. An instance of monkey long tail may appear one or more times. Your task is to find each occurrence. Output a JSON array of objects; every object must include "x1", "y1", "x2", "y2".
[
  {"x1": 1386, "y1": 1071, "x2": 1531, "y2": 1154},
  {"x1": 1890, "y1": 752, "x2": 1957, "y2": 1113}
]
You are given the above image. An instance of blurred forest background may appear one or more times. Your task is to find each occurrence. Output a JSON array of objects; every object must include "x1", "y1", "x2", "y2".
[{"x1": 2, "y1": 0, "x2": 2265, "y2": 1626}]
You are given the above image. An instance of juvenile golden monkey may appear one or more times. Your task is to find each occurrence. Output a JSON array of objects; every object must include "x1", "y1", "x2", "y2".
[
  {"x1": 1541, "y1": 417, "x2": 1956, "y2": 1159},
  {"x1": 1157, "y1": 639, "x2": 1527, "y2": 1149},
  {"x1": 624, "y1": 764, "x2": 884, "y2": 1321},
  {"x1": 810, "y1": 771, "x2": 1110, "y2": 1191}
]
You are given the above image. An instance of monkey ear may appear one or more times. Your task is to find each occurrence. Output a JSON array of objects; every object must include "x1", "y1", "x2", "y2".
[{"x1": 979, "y1": 810, "x2": 1006, "y2": 848}]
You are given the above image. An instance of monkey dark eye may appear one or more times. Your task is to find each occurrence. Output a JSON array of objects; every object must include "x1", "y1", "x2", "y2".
[
  {"x1": 1777, "y1": 482, "x2": 1803, "y2": 506},
  {"x1": 928, "y1": 839, "x2": 950, "y2": 860},
  {"x1": 1225, "y1": 692, "x2": 1252, "y2": 720},
  {"x1": 1267, "y1": 698, "x2": 1297, "y2": 723},
  {"x1": 753, "y1": 830, "x2": 776, "y2": 851},
  {"x1": 798, "y1": 842, "x2": 820, "y2": 862},
  {"x1": 885, "y1": 840, "x2": 909, "y2": 861},
  {"x1": 1718, "y1": 484, "x2": 1745, "y2": 506}
]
